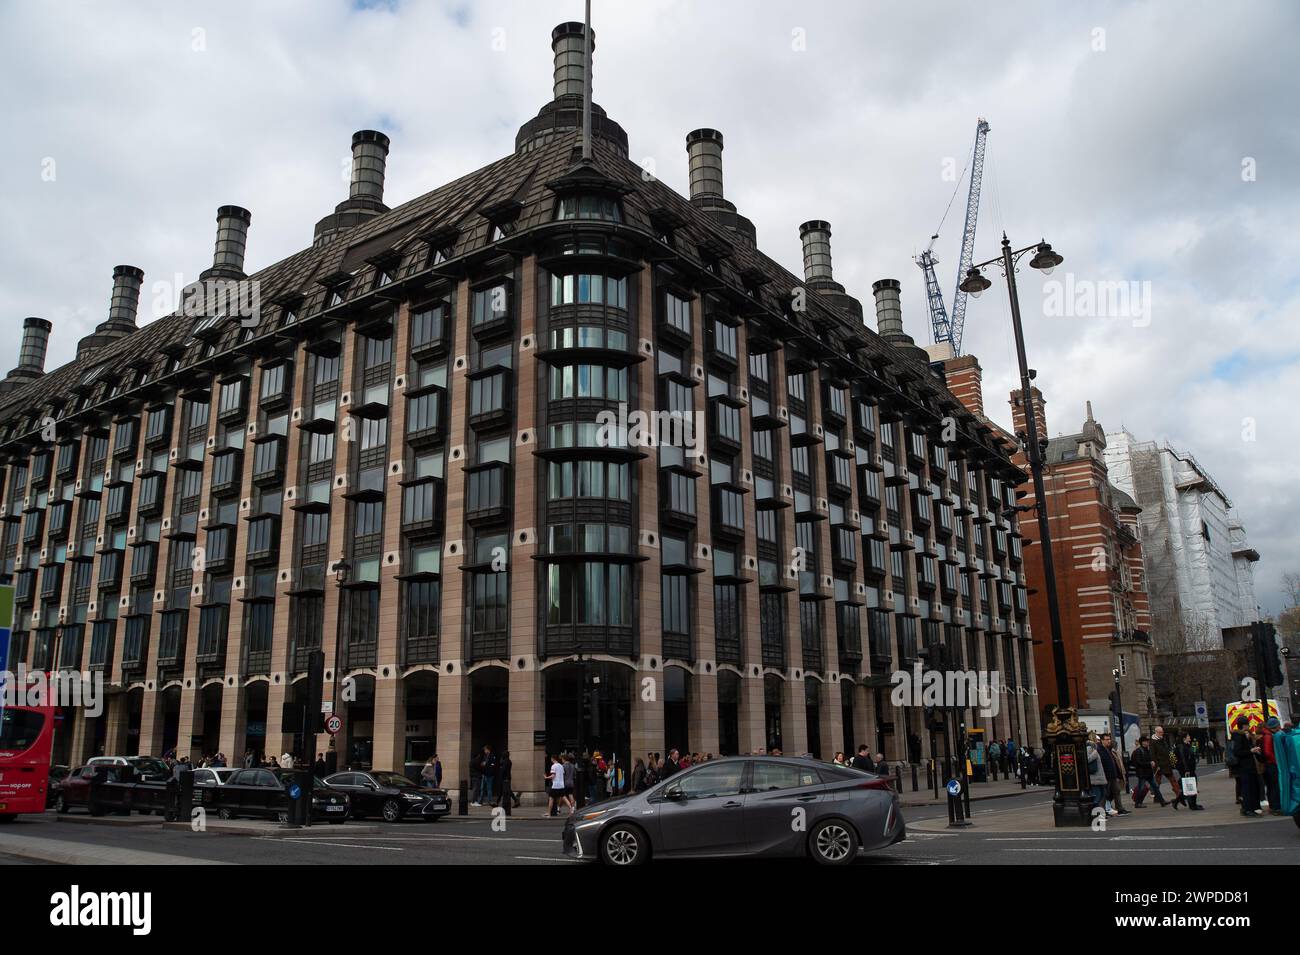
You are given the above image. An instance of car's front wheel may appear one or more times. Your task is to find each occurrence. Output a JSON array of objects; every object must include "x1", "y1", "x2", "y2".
[
  {"x1": 809, "y1": 818, "x2": 859, "y2": 865},
  {"x1": 381, "y1": 799, "x2": 402, "y2": 823},
  {"x1": 599, "y1": 823, "x2": 648, "y2": 866}
]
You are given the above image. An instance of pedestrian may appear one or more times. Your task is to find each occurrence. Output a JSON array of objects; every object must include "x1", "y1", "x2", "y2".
[
  {"x1": 1260, "y1": 717, "x2": 1282, "y2": 814},
  {"x1": 421, "y1": 755, "x2": 442, "y2": 790},
  {"x1": 1006, "y1": 736, "x2": 1018, "y2": 777},
  {"x1": 1130, "y1": 736, "x2": 1164, "y2": 806},
  {"x1": 631, "y1": 757, "x2": 648, "y2": 793},
  {"x1": 471, "y1": 745, "x2": 496, "y2": 807},
  {"x1": 544, "y1": 754, "x2": 565, "y2": 818},
  {"x1": 851, "y1": 744, "x2": 874, "y2": 772},
  {"x1": 1098, "y1": 733, "x2": 1129, "y2": 815},
  {"x1": 1023, "y1": 747, "x2": 1040, "y2": 787},
  {"x1": 312, "y1": 753, "x2": 327, "y2": 777},
  {"x1": 497, "y1": 751, "x2": 518, "y2": 812},
  {"x1": 1086, "y1": 733, "x2": 1107, "y2": 813},
  {"x1": 591, "y1": 750, "x2": 608, "y2": 802},
  {"x1": 873, "y1": 752, "x2": 889, "y2": 775},
  {"x1": 1175, "y1": 731, "x2": 1204, "y2": 811},
  {"x1": 1150, "y1": 726, "x2": 1184, "y2": 808},
  {"x1": 562, "y1": 753, "x2": 577, "y2": 814},
  {"x1": 645, "y1": 753, "x2": 660, "y2": 787},
  {"x1": 1229, "y1": 716, "x2": 1262, "y2": 815},
  {"x1": 661, "y1": 749, "x2": 681, "y2": 779}
]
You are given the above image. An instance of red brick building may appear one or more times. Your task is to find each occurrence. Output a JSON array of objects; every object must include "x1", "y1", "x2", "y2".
[
  {"x1": 1007, "y1": 388, "x2": 1154, "y2": 725},
  {"x1": 938, "y1": 355, "x2": 1154, "y2": 731}
]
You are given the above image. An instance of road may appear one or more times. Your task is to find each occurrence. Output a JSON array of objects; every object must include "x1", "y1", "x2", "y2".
[{"x1": 1, "y1": 769, "x2": 1294, "y2": 866}]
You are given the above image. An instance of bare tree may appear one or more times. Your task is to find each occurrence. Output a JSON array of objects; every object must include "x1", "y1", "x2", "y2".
[{"x1": 1153, "y1": 613, "x2": 1242, "y2": 722}]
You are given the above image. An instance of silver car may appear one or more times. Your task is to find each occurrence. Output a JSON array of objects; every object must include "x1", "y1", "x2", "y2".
[{"x1": 562, "y1": 756, "x2": 904, "y2": 865}]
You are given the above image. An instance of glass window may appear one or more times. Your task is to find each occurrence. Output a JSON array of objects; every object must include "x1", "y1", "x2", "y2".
[
  {"x1": 671, "y1": 763, "x2": 744, "y2": 799},
  {"x1": 751, "y1": 762, "x2": 821, "y2": 791}
]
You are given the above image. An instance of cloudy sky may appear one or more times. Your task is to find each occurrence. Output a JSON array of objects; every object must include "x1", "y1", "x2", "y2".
[{"x1": 1, "y1": 0, "x2": 1297, "y2": 612}]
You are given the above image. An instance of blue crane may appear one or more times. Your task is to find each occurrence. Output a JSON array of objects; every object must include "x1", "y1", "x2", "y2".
[{"x1": 916, "y1": 118, "x2": 990, "y2": 356}]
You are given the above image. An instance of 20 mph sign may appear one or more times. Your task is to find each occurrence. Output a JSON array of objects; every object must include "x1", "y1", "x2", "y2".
[{"x1": 325, "y1": 714, "x2": 343, "y2": 736}]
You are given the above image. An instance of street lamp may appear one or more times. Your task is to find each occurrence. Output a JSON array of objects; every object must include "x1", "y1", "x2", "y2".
[{"x1": 961, "y1": 233, "x2": 1089, "y2": 827}]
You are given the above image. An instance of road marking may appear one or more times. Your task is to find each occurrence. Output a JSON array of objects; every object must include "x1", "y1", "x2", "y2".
[
  {"x1": 1000, "y1": 846, "x2": 1291, "y2": 853},
  {"x1": 987, "y1": 835, "x2": 1214, "y2": 842},
  {"x1": 272, "y1": 839, "x2": 404, "y2": 851}
]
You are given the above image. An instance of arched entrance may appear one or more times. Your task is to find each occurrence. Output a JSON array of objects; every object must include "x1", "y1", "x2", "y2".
[
  {"x1": 663, "y1": 665, "x2": 690, "y2": 755},
  {"x1": 199, "y1": 683, "x2": 222, "y2": 759},
  {"x1": 543, "y1": 662, "x2": 631, "y2": 763},
  {"x1": 402, "y1": 670, "x2": 439, "y2": 774},
  {"x1": 717, "y1": 669, "x2": 741, "y2": 756},
  {"x1": 469, "y1": 666, "x2": 508, "y2": 756},
  {"x1": 805, "y1": 678, "x2": 822, "y2": 759},
  {"x1": 840, "y1": 679, "x2": 856, "y2": 756},
  {"x1": 158, "y1": 685, "x2": 181, "y2": 756},
  {"x1": 763, "y1": 674, "x2": 784, "y2": 753},
  {"x1": 244, "y1": 681, "x2": 268, "y2": 764}
]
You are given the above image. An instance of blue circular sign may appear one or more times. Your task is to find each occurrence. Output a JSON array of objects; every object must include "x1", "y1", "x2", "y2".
[
  {"x1": 289, "y1": 784, "x2": 301, "y2": 800},
  {"x1": 946, "y1": 779, "x2": 962, "y2": 796}
]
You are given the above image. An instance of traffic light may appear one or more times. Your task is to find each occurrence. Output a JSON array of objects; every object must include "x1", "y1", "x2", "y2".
[{"x1": 1253, "y1": 621, "x2": 1284, "y2": 689}]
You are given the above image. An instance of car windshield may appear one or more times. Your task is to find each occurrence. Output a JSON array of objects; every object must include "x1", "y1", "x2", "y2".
[{"x1": 372, "y1": 773, "x2": 417, "y2": 789}]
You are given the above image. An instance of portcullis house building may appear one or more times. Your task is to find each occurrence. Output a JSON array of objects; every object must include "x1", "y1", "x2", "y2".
[{"x1": 0, "y1": 23, "x2": 1035, "y2": 794}]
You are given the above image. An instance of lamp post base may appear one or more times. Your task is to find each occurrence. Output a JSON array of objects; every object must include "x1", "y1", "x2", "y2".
[{"x1": 1052, "y1": 792, "x2": 1095, "y2": 828}]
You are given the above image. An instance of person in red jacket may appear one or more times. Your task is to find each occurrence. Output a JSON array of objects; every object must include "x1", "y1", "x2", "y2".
[{"x1": 1261, "y1": 717, "x2": 1282, "y2": 814}]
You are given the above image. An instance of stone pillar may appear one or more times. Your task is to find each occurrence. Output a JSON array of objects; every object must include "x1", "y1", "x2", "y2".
[
  {"x1": 435, "y1": 668, "x2": 470, "y2": 795},
  {"x1": 175, "y1": 682, "x2": 203, "y2": 761},
  {"x1": 101, "y1": 693, "x2": 130, "y2": 756},
  {"x1": 819, "y1": 678, "x2": 844, "y2": 759},
  {"x1": 138, "y1": 688, "x2": 165, "y2": 755},
  {"x1": 217, "y1": 683, "x2": 248, "y2": 764},
  {"x1": 372, "y1": 668, "x2": 406, "y2": 772},
  {"x1": 780, "y1": 675, "x2": 808, "y2": 755}
]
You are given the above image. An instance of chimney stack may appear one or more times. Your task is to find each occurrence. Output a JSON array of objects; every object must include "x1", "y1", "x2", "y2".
[
  {"x1": 797, "y1": 220, "x2": 865, "y2": 323},
  {"x1": 314, "y1": 130, "x2": 391, "y2": 247},
  {"x1": 77, "y1": 265, "x2": 143, "y2": 360},
  {"x1": 686, "y1": 128, "x2": 725, "y2": 203},
  {"x1": 349, "y1": 130, "x2": 390, "y2": 207},
  {"x1": 798, "y1": 220, "x2": 834, "y2": 285},
  {"x1": 17, "y1": 317, "x2": 52, "y2": 377},
  {"x1": 1010, "y1": 386, "x2": 1049, "y2": 444},
  {"x1": 0, "y1": 317, "x2": 53, "y2": 395},
  {"x1": 683, "y1": 128, "x2": 756, "y2": 243},
  {"x1": 202, "y1": 205, "x2": 251, "y2": 280},
  {"x1": 871, "y1": 278, "x2": 910, "y2": 344},
  {"x1": 551, "y1": 22, "x2": 593, "y2": 100}
]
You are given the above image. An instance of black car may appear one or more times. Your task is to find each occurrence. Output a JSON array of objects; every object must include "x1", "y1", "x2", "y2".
[
  {"x1": 324, "y1": 771, "x2": 450, "y2": 822},
  {"x1": 199, "y1": 767, "x2": 351, "y2": 824}
]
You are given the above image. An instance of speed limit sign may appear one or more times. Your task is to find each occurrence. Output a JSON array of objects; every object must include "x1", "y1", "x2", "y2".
[{"x1": 325, "y1": 714, "x2": 343, "y2": 736}]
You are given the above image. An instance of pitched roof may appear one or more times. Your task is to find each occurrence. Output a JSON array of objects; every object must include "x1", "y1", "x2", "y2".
[{"x1": 0, "y1": 123, "x2": 1016, "y2": 472}]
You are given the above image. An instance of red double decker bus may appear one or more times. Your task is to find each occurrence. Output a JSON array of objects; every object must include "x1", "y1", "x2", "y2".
[{"x1": 0, "y1": 703, "x2": 55, "y2": 821}]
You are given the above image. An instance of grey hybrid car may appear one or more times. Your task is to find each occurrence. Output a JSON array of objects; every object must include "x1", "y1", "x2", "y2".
[{"x1": 561, "y1": 756, "x2": 904, "y2": 865}]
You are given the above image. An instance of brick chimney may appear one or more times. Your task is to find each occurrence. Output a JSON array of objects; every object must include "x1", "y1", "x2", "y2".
[
  {"x1": 941, "y1": 354, "x2": 984, "y2": 418},
  {"x1": 1010, "y1": 386, "x2": 1048, "y2": 444}
]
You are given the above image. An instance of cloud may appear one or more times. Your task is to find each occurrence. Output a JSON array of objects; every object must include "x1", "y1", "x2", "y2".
[{"x1": 1, "y1": 0, "x2": 1296, "y2": 612}]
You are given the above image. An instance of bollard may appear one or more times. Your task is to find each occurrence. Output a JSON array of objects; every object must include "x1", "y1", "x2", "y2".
[
  {"x1": 458, "y1": 778, "x2": 470, "y2": 815},
  {"x1": 911, "y1": 762, "x2": 919, "y2": 792},
  {"x1": 894, "y1": 764, "x2": 904, "y2": 793},
  {"x1": 926, "y1": 761, "x2": 935, "y2": 789}
]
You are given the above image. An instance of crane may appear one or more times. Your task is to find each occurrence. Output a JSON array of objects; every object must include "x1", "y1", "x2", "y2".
[{"x1": 916, "y1": 118, "x2": 990, "y2": 356}]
